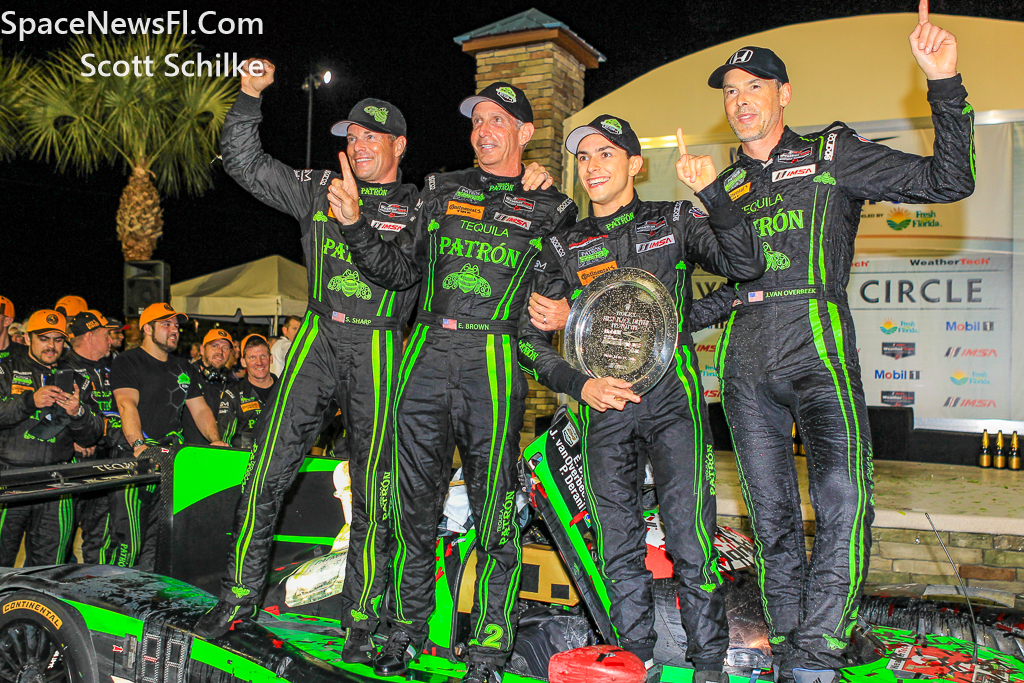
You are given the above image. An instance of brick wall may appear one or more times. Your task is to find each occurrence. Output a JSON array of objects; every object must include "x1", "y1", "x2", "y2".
[
  {"x1": 471, "y1": 41, "x2": 588, "y2": 432},
  {"x1": 718, "y1": 514, "x2": 1024, "y2": 596}
]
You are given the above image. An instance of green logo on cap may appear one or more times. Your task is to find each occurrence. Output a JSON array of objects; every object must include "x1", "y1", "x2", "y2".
[
  {"x1": 364, "y1": 106, "x2": 388, "y2": 124},
  {"x1": 496, "y1": 87, "x2": 516, "y2": 103},
  {"x1": 601, "y1": 118, "x2": 622, "y2": 135}
]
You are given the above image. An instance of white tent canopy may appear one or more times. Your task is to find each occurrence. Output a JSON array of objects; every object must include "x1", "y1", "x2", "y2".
[{"x1": 170, "y1": 255, "x2": 307, "y2": 325}]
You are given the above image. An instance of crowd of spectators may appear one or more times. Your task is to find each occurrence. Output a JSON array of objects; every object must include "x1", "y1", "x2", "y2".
[{"x1": 0, "y1": 293, "x2": 307, "y2": 568}]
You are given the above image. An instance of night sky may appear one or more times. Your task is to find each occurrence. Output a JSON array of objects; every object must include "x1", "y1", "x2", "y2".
[{"x1": 3, "y1": 0, "x2": 1021, "y2": 319}]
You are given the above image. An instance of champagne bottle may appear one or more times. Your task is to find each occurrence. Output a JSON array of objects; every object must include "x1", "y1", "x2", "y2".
[
  {"x1": 1008, "y1": 431, "x2": 1020, "y2": 471},
  {"x1": 994, "y1": 430, "x2": 1006, "y2": 469},
  {"x1": 978, "y1": 429, "x2": 991, "y2": 468}
]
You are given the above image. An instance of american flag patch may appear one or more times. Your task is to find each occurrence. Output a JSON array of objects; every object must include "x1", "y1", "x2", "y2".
[
  {"x1": 747, "y1": 291, "x2": 764, "y2": 303},
  {"x1": 332, "y1": 311, "x2": 346, "y2": 323},
  {"x1": 443, "y1": 318, "x2": 458, "y2": 330}
]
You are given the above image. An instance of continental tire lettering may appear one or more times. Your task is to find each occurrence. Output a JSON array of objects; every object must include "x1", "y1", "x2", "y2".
[
  {"x1": 3, "y1": 601, "x2": 62, "y2": 629},
  {"x1": 577, "y1": 261, "x2": 618, "y2": 285},
  {"x1": 728, "y1": 182, "x2": 751, "y2": 201},
  {"x1": 447, "y1": 201, "x2": 485, "y2": 219}
]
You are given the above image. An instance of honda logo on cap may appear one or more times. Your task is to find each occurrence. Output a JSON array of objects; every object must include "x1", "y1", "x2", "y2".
[{"x1": 730, "y1": 49, "x2": 753, "y2": 64}]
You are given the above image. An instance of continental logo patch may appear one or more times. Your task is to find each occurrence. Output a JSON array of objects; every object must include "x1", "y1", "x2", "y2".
[
  {"x1": 577, "y1": 261, "x2": 618, "y2": 286},
  {"x1": 729, "y1": 182, "x2": 751, "y2": 201},
  {"x1": 241, "y1": 401, "x2": 260, "y2": 413},
  {"x1": 11, "y1": 385, "x2": 32, "y2": 395},
  {"x1": 446, "y1": 201, "x2": 485, "y2": 219},
  {"x1": 3, "y1": 600, "x2": 62, "y2": 628}
]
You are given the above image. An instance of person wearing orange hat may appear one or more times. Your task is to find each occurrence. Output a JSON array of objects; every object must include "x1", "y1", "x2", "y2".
[
  {"x1": 111, "y1": 303, "x2": 227, "y2": 569},
  {"x1": 54, "y1": 296, "x2": 88, "y2": 320},
  {"x1": 0, "y1": 309, "x2": 103, "y2": 566},
  {"x1": 183, "y1": 327, "x2": 238, "y2": 445},
  {"x1": 217, "y1": 334, "x2": 278, "y2": 450},
  {"x1": 65, "y1": 310, "x2": 128, "y2": 565},
  {"x1": 0, "y1": 296, "x2": 24, "y2": 364}
]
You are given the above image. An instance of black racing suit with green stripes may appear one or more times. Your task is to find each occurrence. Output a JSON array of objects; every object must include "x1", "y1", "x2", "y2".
[
  {"x1": 0, "y1": 353, "x2": 102, "y2": 565},
  {"x1": 64, "y1": 348, "x2": 132, "y2": 565},
  {"x1": 216, "y1": 376, "x2": 278, "y2": 450},
  {"x1": 688, "y1": 75, "x2": 976, "y2": 676},
  {"x1": 218, "y1": 92, "x2": 420, "y2": 632},
  {"x1": 339, "y1": 168, "x2": 577, "y2": 665},
  {"x1": 516, "y1": 188, "x2": 765, "y2": 666}
]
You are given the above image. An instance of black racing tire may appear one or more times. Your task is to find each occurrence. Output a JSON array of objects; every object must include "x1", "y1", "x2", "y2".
[{"x1": 0, "y1": 591, "x2": 99, "y2": 683}]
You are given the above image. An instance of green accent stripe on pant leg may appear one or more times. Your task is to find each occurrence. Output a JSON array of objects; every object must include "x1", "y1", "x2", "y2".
[
  {"x1": 825, "y1": 301, "x2": 869, "y2": 638},
  {"x1": 674, "y1": 345, "x2": 722, "y2": 588},
  {"x1": 55, "y1": 495, "x2": 73, "y2": 564},
  {"x1": 473, "y1": 335, "x2": 502, "y2": 637},
  {"x1": 389, "y1": 323, "x2": 428, "y2": 621},
  {"x1": 424, "y1": 232, "x2": 438, "y2": 312},
  {"x1": 806, "y1": 299, "x2": 860, "y2": 642},
  {"x1": 97, "y1": 509, "x2": 111, "y2": 564},
  {"x1": 499, "y1": 336, "x2": 521, "y2": 641},
  {"x1": 234, "y1": 313, "x2": 320, "y2": 586},
  {"x1": 357, "y1": 329, "x2": 392, "y2": 616}
]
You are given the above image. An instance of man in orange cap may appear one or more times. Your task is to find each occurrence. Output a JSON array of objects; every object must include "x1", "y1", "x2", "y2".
[
  {"x1": 183, "y1": 328, "x2": 237, "y2": 444},
  {"x1": 0, "y1": 296, "x2": 24, "y2": 364},
  {"x1": 0, "y1": 309, "x2": 103, "y2": 565},
  {"x1": 54, "y1": 296, "x2": 88, "y2": 320},
  {"x1": 217, "y1": 334, "x2": 278, "y2": 450},
  {"x1": 65, "y1": 310, "x2": 126, "y2": 564},
  {"x1": 111, "y1": 303, "x2": 226, "y2": 568}
]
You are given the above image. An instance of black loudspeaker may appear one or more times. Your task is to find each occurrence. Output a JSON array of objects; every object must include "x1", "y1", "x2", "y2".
[{"x1": 124, "y1": 260, "x2": 171, "y2": 317}]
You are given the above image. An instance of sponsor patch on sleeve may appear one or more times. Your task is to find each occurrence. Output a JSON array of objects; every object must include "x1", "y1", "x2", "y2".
[
  {"x1": 371, "y1": 220, "x2": 405, "y2": 232},
  {"x1": 446, "y1": 201, "x2": 485, "y2": 219},
  {"x1": 577, "y1": 261, "x2": 618, "y2": 286},
  {"x1": 293, "y1": 169, "x2": 313, "y2": 182},
  {"x1": 728, "y1": 182, "x2": 751, "y2": 201},
  {"x1": 689, "y1": 207, "x2": 708, "y2": 219},
  {"x1": 853, "y1": 134, "x2": 874, "y2": 144}
]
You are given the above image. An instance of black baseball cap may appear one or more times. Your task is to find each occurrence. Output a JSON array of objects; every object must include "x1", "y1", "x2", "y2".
[
  {"x1": 708, "y1": 46, "x2": 789, "y2": 89},
  {"x1": 459, "y1": 82, "x2": 533, "y2": 124},
  {"x1": 69, "y1": 310, "x2": 118, "y2": 337},
  {"x1": 565, "y1": 115, "x2": 642, "y2": 157},
  {"x1": 330, "y1": 98, "x2": 407, "y2": 138}
]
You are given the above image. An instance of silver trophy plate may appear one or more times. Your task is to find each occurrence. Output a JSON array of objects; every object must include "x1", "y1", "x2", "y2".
[{"x1": 564, "y1": 267, "x2": 679, "y2": 396}]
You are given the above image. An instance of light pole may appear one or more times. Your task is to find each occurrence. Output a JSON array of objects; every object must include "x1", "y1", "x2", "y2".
[{"x1": 302, "y1": 69, "x2": 333, "y2": 168}]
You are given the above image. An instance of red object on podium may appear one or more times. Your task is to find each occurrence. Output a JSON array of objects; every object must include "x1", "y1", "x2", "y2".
[{"x1": 549, "y1": 645, "x2": 647, "y2": 683}]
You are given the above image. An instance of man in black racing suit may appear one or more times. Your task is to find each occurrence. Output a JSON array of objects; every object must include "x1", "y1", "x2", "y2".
[
  {"x1": 64, "y1": 310, "x2": 127, "y2": 565},
  {"x1": 518, "y1": 116, "x2": 764, "y2": 677},
  {"x1": 688, "y1": 11, "x2": 975, "y2": 681},
  {"x1": 0, "y1": 310, "x2": 103, "y2": 565},
  {"x1": 326, "y1": 82, "x2": 576, "y2": 683},
  {"x1": 194, "y1": 59, "x2": 421, "y2": 662}
]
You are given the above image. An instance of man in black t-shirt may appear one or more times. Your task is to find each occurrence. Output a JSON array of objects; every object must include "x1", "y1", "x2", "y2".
[
  {"x1": 111, "y1": 303, "x2": 227, "y2": 568},
  {"x1": 217, "y1": 334, "x2": 278, "y2": 450}
]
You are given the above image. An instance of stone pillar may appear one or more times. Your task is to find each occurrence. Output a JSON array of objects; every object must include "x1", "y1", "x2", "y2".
[{"x1": 456, "y1": 12, "x2": 603, "y2": 433}]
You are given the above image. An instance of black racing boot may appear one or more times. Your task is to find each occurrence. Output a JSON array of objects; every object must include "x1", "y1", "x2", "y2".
[
  {"x1": 193, "y1": 601, "x2": 255, "y2": 639},
  {"x1": 463, "y1": 660, "x2": 503, "y2": 683},
  {"x1": 373, "y1": 630, "x2": 416, "y2": 677},
  {"x1": 340, "y1": 627, "x2": 376, "y2": 665}
]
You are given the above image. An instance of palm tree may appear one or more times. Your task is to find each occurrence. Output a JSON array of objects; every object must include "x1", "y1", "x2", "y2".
[
  {"x1": 0, "y1": 45, "x2": 38, "y2": 161},
  {"x1": 21, "y1": 32, "x2": 237, "y2": 260}
]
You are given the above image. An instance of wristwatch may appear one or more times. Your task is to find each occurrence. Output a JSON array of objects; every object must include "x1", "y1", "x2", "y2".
[{"x1": 132, "y1": 439, "x2": 146, "y2": 449}]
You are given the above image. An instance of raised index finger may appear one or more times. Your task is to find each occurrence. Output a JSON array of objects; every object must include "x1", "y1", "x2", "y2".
[
  {"x1": 918, "y1": 0, "x2": 928, "y2": 25},
  {"x1": 676, "y1": 127, "x2": 687, "y2": 157}
]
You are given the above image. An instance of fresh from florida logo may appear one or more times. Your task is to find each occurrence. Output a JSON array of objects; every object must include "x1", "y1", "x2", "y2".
[
  {"x1": 950, "y1": 370, "x2": 990, "y2": 385},
  {"x1": 496, "y1": 86, "x2": 516, "y2": 102},
  {"x1": 880, "y1": 319, "x2": 917, "y2": 334},
  {"x1": 455, "y1": 186, "x2": 484, "y2": 202},
  {"x1": 578, "y1": 246, "x2": 610, "y2": 266},
  {"x1": 886, "y1": 209, "x2": 911, "y2": 231}
]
